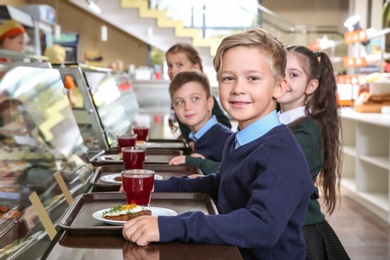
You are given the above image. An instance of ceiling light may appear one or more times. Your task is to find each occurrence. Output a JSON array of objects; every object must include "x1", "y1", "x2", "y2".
[
  {"x1": 101, "y1": 25, "x2": 108, "y2": 41},
  {"x1": 87, "y1": 0, "x2": 101, "y2": 14}
]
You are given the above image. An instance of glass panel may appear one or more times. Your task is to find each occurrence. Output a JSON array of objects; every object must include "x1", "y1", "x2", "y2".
[
  {"x1": 53, "y1": 65, "x2": 139, "y2": 151},
  {"x1": 149, "y1": 0, "x2": 344, "y2": 47},
  {"x1": 0, "y1": 63, "x2": 93, "y2": 259}
]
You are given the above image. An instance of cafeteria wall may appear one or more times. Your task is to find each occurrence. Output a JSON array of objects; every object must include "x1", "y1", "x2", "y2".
[
  {"x1": 0, "y1": 0, "x2": 149, "y2": 69},
  {"x1": 263, "y1": 0, "x2": 348, "y2": 27}
]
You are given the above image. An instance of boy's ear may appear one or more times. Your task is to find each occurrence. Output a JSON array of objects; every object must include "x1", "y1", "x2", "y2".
[
  {"x1": 305, "y1": 79, "x2": 319, "y2": 95},
  {"x1": 273, "y1": 78, "x2": 287, "y2": 99},
  {"x1": 192, "y1": 63, "x2": 201, "y2": 71},
  {"x1": 207, "y1": 95, "x2": 214, "y2": 112}
]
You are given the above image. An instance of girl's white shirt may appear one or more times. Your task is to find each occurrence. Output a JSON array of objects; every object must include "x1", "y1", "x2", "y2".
[{"x1": 278, "y1": 106, "x2": 306, "y2": 125}]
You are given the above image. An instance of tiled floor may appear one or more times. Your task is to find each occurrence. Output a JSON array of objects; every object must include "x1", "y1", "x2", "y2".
[{"x1": 327, "y1": 196, "x2": 390, "y2": 260}]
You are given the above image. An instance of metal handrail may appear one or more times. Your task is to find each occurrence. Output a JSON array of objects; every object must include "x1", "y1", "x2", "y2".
[
  {"x1": 0, "y1": 49, "x2": 48, "y2": 62},
  {"x1": 254, "y1": 4, "x2": 344, "y2": 35}
]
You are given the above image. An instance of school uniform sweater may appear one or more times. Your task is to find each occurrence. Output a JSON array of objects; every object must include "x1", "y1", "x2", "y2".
[
  {"x1": 288, "y1": 118, "x2": 325, "y2": 225},
  {"x1": 193, "y1": 123, "x2": 232, "y2": 161},
  {"x1": 155, "y1": 124, "x2": 313, "y2": 260}
]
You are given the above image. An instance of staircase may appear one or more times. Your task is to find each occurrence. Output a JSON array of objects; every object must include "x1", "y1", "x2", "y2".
[{"x1": 67, "y1": 0, "x2": 220, "y2": 83}]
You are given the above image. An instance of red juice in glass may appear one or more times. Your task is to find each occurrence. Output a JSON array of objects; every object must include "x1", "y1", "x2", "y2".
[
  {"x1": 122, "y1": 169, "x2": 155, "y2": 205},
  {"x1": 133, "y1": 126, "x2": 149, "y2": 142},
  {"x1": 117, "y1": 133, "x2": 137, "y2": 151},
  {"x1": 122, "y1": 147, "x2": 146, "y2": 169}
]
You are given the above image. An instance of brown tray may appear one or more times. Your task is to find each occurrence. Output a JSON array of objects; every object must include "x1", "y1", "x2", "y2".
[
  {"x1": 111, "y1": 138, "x2": 191, "y2": 153},
  {"x1": 138, "y1": 138, "x2": 191, "y2": 154},
  {"x1": 48, "y1": 232, "x2": 242, "y2": 260},
  {"x1": 90, "y1": 164, "x2": 202, "y2": 192},
  {"x1": 58, "y1": 192, "x2": 217, "y2": 236},
  {"x1": 90, "y1": 149, "x2": 183, "y2": 166}
]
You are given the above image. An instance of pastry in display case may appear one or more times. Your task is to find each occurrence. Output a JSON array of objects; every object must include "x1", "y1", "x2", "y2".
[
  {"x1": 0, "y1": 62, "x2": 93, "y2": 259},
  {"x1": 52, "y1": 64, "x2": 139, "y2": 153}
]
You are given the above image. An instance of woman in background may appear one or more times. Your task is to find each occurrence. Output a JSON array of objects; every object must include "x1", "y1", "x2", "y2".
[{"x1": 0, "y1": 19, "x2": 28, "y2": 61}]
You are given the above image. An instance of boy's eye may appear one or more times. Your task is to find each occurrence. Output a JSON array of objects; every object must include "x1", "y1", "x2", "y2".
[
  {"x1": 289, "y1": 73, "x2": 298, "y2": 78},
  {"x1": 221, "y1": 76, "x2": 234, "y2": 81},
  {"x1": 248, "y1": 76, "x2": 260, "y2": 81},
  {"x1": 175, "y1": 100, "x2": 184, "y2": 106},
  {"x1": 192, "y1": 96, "x2": 199, "y2": 102}
]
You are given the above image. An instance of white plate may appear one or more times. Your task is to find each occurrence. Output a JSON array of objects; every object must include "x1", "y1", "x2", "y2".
[
  {"x1": 92, "y1": 206, "x2": 177, "y2": 225},
  {"x1": 97, "y1": 155, "x2": 121, "y2": 162},
  {"x1": 100, "y1": 173, "x2": 163, "y2": 184}
]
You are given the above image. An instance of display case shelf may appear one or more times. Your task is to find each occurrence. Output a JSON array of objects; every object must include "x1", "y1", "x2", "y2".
[
  {"x1": 359, "y1": 155, "x2": 389, "y2": 170},
  {"x1": 340, "y1": 178, "x2": 356, "y2": 191},
  {"x1": 342, "y1": 145, "x2": 356, "y2": 157},
  {"x1": 340, "y1": 108, "x2": 390, "y2": 224}
]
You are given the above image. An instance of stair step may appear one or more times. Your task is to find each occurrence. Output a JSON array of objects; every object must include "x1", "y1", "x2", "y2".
[{"x1": 121, "y1": 0, "x2": 217, "y2": 56}]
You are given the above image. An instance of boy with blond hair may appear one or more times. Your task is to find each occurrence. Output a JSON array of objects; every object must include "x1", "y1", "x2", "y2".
[{"x1": 123, "y1": 28, "x2": 313, "y2": 260}]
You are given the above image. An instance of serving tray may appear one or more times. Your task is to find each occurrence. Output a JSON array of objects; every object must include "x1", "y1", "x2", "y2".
[
  {"x1": 58, "y1": 192, "x2": 217, "y2": 235},
  {"x1": 50, "y1": 233, "x2": 242, "y2": 260},
  {"x1": 90, "y1": 164, "x2": 202, "y2": 192},
  {"x1": 136, "y1": 138, "x2": 191, "y2": 155},
  {"x1": 109, "y1": 138, "x2": 191, "y2": 154},
  {"x1": 89, "y1": 149, "x2": 183, "y2": 166}
]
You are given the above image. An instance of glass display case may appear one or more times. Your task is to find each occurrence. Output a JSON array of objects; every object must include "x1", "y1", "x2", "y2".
[
  {"x1": 0, "y1": 63, "x2": 93, "y2": 259},
  {"x1": 52, "y1": 65, "x2": 139, "y2": 153}
]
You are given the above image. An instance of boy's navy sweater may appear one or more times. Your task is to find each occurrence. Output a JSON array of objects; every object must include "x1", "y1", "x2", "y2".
[
  {"x1": 193, "y1": 123, "x2": 232, "y2": 161},
  {"x1": 155, "y1": 125, "x2": 313, "y2": 260}
]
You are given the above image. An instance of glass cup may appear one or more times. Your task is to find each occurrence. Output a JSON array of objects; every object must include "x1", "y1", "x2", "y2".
[
  {"x1": 132, "y1": 126, "x2": 149, "y2": 142},
  {"x1": 121, "y1": 169, "x2": 155, "y2": 206},
  {"x1": 122, "y1": 146, "x2": 146, "y2": 170},
  {"x1": 117, "y1": 133, "x2": 138, "y2": 151}
]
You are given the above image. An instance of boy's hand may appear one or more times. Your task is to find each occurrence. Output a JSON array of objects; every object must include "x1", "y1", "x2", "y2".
[
  {"x1": 169, "y1": 155, "x2": 185, "y2": 165},
  {"x1": 122, "y1": 216, "x2": 160, "y2": 246},
  {"x1": 119, "y1": 185, "x2": 125, "y2": 192}
]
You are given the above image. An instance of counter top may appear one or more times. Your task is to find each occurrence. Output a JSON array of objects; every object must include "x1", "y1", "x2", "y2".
[
  {"x1": 44, "y1": 192, "x2": 242, "y2": 260},
  {"x1": 340, "y1": 107, "x2": 390, "y2": 127},
  {"x1": 44, "y1": 231, "x2": 242, "y2": 260}
]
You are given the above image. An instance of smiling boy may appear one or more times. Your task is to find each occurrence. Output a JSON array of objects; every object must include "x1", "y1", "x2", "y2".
[{"x1": 123, "y1": 28, "x2": 313, "y2": 260}]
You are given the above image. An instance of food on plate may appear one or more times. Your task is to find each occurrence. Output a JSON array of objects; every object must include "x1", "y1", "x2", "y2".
[
  {"x1": 0, "y1": 205, "x2": 22, "y2": 219},
  {"x1": 0, "y1": 235, "x2": 34, "y2": 257},
  {"x1": 102, "y1": 204, "x2": 151, "y2": 221},
  {"x1": 114, "y1": 176, "x2": 122, "y2": 182},
  {"x1": 0, "y1": 205, "x2": 8, "y2": 213},
  {"x1": 1, "y1": 210, "x2": 22, "y2": 219},
  {"x1": 0, "y1": 205, "x2": 8, "y2": 217}
]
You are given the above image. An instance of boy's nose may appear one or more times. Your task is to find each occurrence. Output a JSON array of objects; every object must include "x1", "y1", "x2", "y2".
[
  {"x1": 184, "y1": 101, "x2": 192, "y2": 110},
  {"x1": 232, "y1": 81, "x2": 245, "y2": 94}
]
